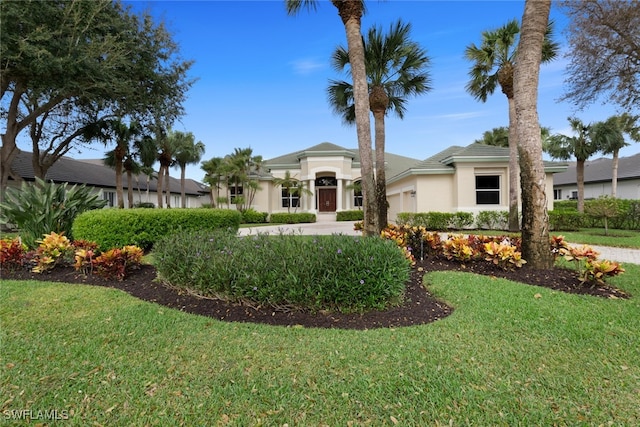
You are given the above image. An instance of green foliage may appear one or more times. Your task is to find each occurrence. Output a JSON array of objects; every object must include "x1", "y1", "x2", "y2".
[
  {"x1": 269, "y1": 212, "x2": 316, "y2": 224},
  {"x1": 153, "y1": 231, "x2": 411, "y2": 313},
  {"x1": 553, "y1": 200, "x2": 578, "y2": 211},
  {"x1": 560, "y1": 244, "x2": 625, "y2": 285},
  {"x1": 0, "y1": 237, "x2": 27, "y2": 270},
  {"x1": 0, "y1": 178, "x2": 107, "y2": 249},
  {"x1": 396, "y1": 211, "x2": 473, "y2": 231},
  {"x1": 72, "y1": 208, "x2": 241, "y2": 251},
  {"x1": 134, "y1": 202, "x2": 156, "y2": 208},
  {"x1": 548, "y1": 210, "x2": 585, "y2": 231},
  {"x1": 475, "y1": 210, "x2": 508, "y2": 230},
  {"x1": 336, "y1": 210, "x2": 364, "y2": 221},
  {"x1": 585, "y1": 196, "x2": 623, "y2": 235},
  {"x1": 241, "y1": 209, "x2": 268, "y2": 224}
]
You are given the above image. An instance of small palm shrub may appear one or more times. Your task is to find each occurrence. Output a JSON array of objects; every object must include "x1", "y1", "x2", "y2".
[
  {"x1": 153, "y1": 231, "x2": 411, "y2": 313},
  {"x1": 0, "y1": 177, "x2": 107, "y2": 248}
]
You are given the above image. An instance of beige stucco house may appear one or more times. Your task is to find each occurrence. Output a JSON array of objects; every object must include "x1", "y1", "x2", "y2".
[{"x1": 247, "y1": 142, "x2": 567, "y2": 222}]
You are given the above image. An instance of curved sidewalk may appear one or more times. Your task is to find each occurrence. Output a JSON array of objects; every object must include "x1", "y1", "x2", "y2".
[{"x1": 238, "y1": 221, "x2": 640, "y2": 265}]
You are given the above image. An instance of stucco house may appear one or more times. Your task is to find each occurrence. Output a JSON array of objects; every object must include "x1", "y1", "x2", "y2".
[
  {"x1": 8, "y1": 151, "x2": 210, "y2": 208},
  {"x1": 552, "y1": 153, "x2": 640, "y2": 201},
  {"x1": 247, "y1": 142, "x2": 567, "y2": 222}
]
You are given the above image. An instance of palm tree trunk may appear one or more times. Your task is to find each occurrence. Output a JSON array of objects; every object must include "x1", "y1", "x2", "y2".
[
  {"x1": 115, "y1": 159, "x2": 124, "y2": 209},
  {"x1": 373, "y1": 109, "x2": 387, "y2": 233},
  {"x1": 127, "y1": 170, "x2": 134, "y2": 208},
  {"x1": 333, "y1": 1, "x2": 377, "y2": 236},
  {"x1": 165, "y1": 167, "x2": 171, "y2": 208},
  {"x1": 156, "y1": 165, "x2": 164, "y2": 208},
  {"x1": 180, "y1": 165, "x2": 187, "y2": 208},
  {"x1": 514, "y1": 0, "x2": 553, "y2": 269},
  {"x1": 577, "y1": 159, "x2": 585, "y2": 213},
  {"x1": 507, "y1": 97, "x2": 520, "y2": 232},
  {"x1": 611, "y1": 149, "x2": 619, "y2": 197}
]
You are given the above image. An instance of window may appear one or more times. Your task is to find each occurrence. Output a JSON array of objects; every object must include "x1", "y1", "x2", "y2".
[
  {"x1": 230, "y1": 186, "x2": 243, "y2": 203},
  {"x1": 554, "y1": 189, "x2": 562, "y2": 200},
  {"x1": 352, "y1": 181, "x2": 363, "y2": 208},
  {"x1": 315, "y1": 176, "x2": 337, "y2": 187},
  {"x1": 475, "y1": 175, "x2": 500, "y2": 205},
  {"x1": 281, "y1": 188, "x2": 300, "y2": 208},
  {"x1": 103, "y1": 190, "x2": 115, "y2": 207},
  {"x1": 570, "y1": 191, "x2": 578, "y2": 200}
]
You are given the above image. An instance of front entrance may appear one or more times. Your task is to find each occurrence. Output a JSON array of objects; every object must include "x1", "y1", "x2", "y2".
[{"x1": 318, "y1": 188, "x2": 337, "y2": 212}]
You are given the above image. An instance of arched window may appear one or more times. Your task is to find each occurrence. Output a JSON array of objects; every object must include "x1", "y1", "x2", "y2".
[{"x1": 315, "y1": 176, "x2": 337, "y2": 187}]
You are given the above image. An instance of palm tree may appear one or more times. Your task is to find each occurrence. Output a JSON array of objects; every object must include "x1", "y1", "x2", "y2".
[
  {"x1": 273, "y1": 170, "x2": 299, "y2": 213},
  {"x1": 201, "y1": 156, "x2": 226, "y2": 207},
  {"x1": 474, "y1": 127, "x2": 510, "y2": 147},
  {"x1": 544, "y1": 117, "x2": 602, "y2": 213},
  {"x1": 224, "y1": 147, "x2": 263, "y2": 212},
  {"x1": 286, "y1": 0, "x2": 377, "y2": 236},
  {"x1": 173, "y1": 132, "x2": 206, "y2": 208},
  {"x1": 103, "y1": 119, "x2": 141, "y2": 209},
  {"x1": 156, "y1": 129, "x2": 182, "y2": 208},
  {"x1": 598, "y1": 113, "x2": 640, "y2": 197},
  {"x1": 465, "y1": 18, "x2": 558, "y2": 232},
  {"x1": 345, "y1": 180, "x2": 363, "y2": 209},
  {"x1": 328, "y1": 19, "x2": 431, "y2": 232},
  {"x1": 513, "y1": 0, "x2": 553, "y2": 269}
]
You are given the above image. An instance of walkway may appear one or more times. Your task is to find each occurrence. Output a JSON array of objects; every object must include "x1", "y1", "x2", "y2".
[{"x1": 238, "y1": 221, "x2": 640, "y2": 265}]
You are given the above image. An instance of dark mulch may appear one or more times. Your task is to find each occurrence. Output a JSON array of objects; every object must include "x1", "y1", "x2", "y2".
[{"x1": 2, "y1": 258, "x2": 629, "y2": 330}]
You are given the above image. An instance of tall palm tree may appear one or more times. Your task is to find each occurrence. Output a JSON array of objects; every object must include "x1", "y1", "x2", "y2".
[
  {"x1": 466, "y1": 18, "x2": 558, "y2": 232},
  {"x1": 513, "y1": 0, "x2": 553, "y2": 269},
  {"x1": 286, "y1": 0, "x2": 377, "y2": 236},
  {"x1": 328, "y1": 19, "x2": 432, "y2": 232},
  {"x1": 598, "y1": 113, "x2": 640, "y2": 197},
  {"x1": 173, "y1": 132, "x2": 206, "y2": 208},
  {"x1": 544, "y1": 117, "x2": 602, "y2": 213},
  {"x1": 225, "y1": 147, "x2": 263, "y2": 212},
  {"x1": 103, "y1": 119, "x2": 141, "y2": 209},
  {"x1": 156, "y1": 129, "x2": 181, "y2": 208},
  {"x1": 474, "y1": 126, "x2": 510, "y2": 147}
]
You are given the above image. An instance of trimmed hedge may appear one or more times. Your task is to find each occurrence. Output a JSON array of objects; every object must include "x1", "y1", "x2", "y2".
[
  {"x1": 242, "y1": 209, "x2": 268, "y2": 224},
  {"x1": 269, "y1": 212, "x2": 316, "y2": 224},
  {"x1": 154, "y1": 231, "x2": 411, "y2": 313},
  {"x1": 396, "y1": 211, "x2": 474, "y2": 231},
  {"x1": 72, "y1": 208, "x2": 242, "y2": 251},
  {"x1": 337, "y1": 210, "x2": 364, "y2": 221}
]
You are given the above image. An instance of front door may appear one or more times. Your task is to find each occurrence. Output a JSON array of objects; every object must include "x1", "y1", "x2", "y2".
[{"x1": 318, "y1": 188, "x2": 336, "y2": 212}]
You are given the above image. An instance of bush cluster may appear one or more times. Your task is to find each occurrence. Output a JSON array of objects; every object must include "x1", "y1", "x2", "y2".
[
  {"x1": 242, "y1": 209, "x2": 268, "y2": 224},
  {"x1": 72, "y1": 208, "x2": 242, "y2": 250},
  {"x1": 153, "y1": 230, "x2": 411, "y2": 313},
  {"x1": 336, "y1": 210, "x2": 364, "y2": 221},
  {"x1": 397, "y1": 211, "x2": 488, "y2": 231},
  {"x1": 269, "y1": 212, "x2": 316, "y2": 224},
  {"x1": 550, "y1": 198, "x2": 640, "y2": 231}
]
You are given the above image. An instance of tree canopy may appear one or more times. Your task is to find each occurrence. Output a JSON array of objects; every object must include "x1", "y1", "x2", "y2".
[
  {"x1": 561, "y1": 0, "x2": 640, "y2": 112},
  {"x1": 0, "y1": 0, "x2": 194, "y2": 199}
]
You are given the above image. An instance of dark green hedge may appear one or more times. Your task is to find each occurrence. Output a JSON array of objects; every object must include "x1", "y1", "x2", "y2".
[
  {"x1": 337, "y1": 210, "x2": 364, "y2": 221},
  {"x1": 396, "y1": 211, "x2": 474, "y2": 231},
  {"x1": 72, "y1": 208, "x2": 242, "y2": 250},
  {"x1": 242, "y1": 209, "x2": 268, "y2": 224},
  {"x1": 269, "y1": 212, "x2": 316, "y2": 224}
]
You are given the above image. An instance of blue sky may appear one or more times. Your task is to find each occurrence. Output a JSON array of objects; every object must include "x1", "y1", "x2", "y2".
[{"x1": 75, "y1": 1, "x2": 639, "y2": 180}]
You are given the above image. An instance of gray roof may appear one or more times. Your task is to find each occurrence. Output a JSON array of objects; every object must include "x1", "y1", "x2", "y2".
[
  {"x1": 553, "y1": 153, "x2": 640, "y2": 186},
  {"x1": 9, "y1": 150, "x2": 208, "y2": 195}
]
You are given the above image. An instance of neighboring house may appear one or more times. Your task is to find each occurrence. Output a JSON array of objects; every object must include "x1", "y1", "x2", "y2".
[
  {"x1": 553, "y1": 153, "x2": 640, "y2": 201},
  {"x1": 242, "y1": 142, "x2": 566, "y2": 222},
  {"x1": 8, "y1": 151, "x2": 210, "y2": 208}
]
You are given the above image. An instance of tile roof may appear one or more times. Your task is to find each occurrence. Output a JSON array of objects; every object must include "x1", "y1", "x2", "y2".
[
  {"x1": 553, "y1": 153, "x2": 640, "y2": 185},
  {"x1": 9, "y1": 150, "x2": 207, "y2": 195}
]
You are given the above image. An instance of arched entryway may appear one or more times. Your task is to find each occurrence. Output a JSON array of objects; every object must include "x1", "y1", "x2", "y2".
[{"x1": 316, "y1": 176, "x2": 337, "y2": 212}]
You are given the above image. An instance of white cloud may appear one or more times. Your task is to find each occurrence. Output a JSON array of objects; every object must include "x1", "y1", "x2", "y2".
[{"x1": 290, "y1": 58, "x2": 325, "y2": 75}]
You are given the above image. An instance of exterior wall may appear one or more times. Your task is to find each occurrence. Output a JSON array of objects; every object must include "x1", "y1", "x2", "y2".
[
  {"x1": 554, "y1": 179, "x2": 640, "y2": 202},
  {"x1": 453, "y1": 163, "x2": 509, "y2": 214},
  {"x1": 386, "y1": 176, "x2": 418, "y2": 223},
  {"x1": 416, "y1": 175, "x2": 455, "y2": 213}
]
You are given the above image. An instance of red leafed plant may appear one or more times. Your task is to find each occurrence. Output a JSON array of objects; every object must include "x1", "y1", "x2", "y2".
[
  {"x1": 93, "y1": 245, "x2": 143, "y2": 281},
  {"x1": 0, "y1": 237, "x2": 27, "y2": 271}
]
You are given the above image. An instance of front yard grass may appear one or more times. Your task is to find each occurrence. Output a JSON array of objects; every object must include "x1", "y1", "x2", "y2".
[
  {"x1": 1, "y1": 262, "x2": 638, "y2": 425},
  {"x1": 469, "y1": 228, "x2": 640, "y2": 249}
]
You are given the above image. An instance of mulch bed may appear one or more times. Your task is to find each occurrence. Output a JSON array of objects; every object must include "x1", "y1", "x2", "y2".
[{"x1": 2, "y1": 258, "x2": 629, "y2": 330}]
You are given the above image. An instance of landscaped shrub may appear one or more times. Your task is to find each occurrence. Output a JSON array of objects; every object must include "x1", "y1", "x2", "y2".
[
  {"x1": 396, "y1": 212, "x2": 461, "y2": 231},
  {"x1": 134, "y1": 202, "x2": 155, "y2": 208},
  {"x1": 0, "y1": 177, "x2": 107, "y2": 248},
  {"x1": 450, "y1": 212, "x2": 475, "y2": 230},
  {"x1": 72, "y1": 208, "x2": 242, "y2": 251},
  {"x1": 32, "y1": 232, "x2": 73, "y2": 273},
  {"x1": 337, "y1": 210, "x2": 364, "y2": 221},
  {"x1": 585, "y1": 196, "x2": 623, "y2": 235},
  {"x1": 560, "y1": 244, "x2": 625, "y2": 285},
  {"x1": 548, "y1": 210, "x2": 584, "y2": 231},
  {"x1": 153, "y1": 230, "x2": 411, "y2": 313},
  {"x1": 475, "y1": 210, "x2": 508, "y2": 230},
  {"x1": 269, "y1": 212, "x2": 316, "y2": 224},
  {"x1": 242, "y1": 208, "x2": 268, "y2": 224},
  {"x1": 0, "y1": 237, "x2": 27, "y2": 271},
  {"x1": 92, "y1": 245, "x2": 144, "y2": 281}
]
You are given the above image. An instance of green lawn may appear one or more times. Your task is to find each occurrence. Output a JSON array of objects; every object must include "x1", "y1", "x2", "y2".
[{"x1": 2, "y1": 262, "x2": 638, "y2": 425}]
